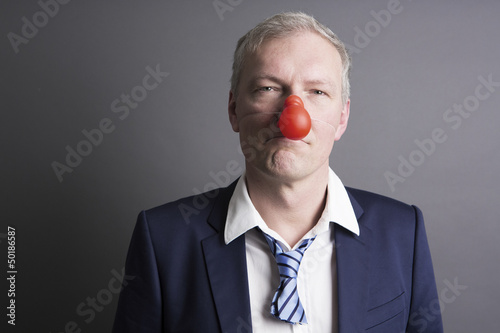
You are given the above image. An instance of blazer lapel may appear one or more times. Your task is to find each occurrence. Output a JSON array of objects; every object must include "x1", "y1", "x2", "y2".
[
  {"x1": 335, "y1": 190, "x2": 372, "y2": 333},
  {"x1": 201, "y1": 182, "x2": 252, "y2": 332}
]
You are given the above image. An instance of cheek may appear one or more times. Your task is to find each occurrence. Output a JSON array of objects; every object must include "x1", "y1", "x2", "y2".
[
  {"x1": 310, "y1": 119, "x2": 337, "y2": 152},
  {"x1": 310, "y1": 110, "x2": 338, "y2": 134},
  {"x1": 315, "y1": 126, "x2": 336, "y2": 146},
  {"x1": 238, "y1": 113, "x2": 280, "y2": 142},
  {"x1": 310, "y1": 104, "x2": 343, "y2": 131},
  {"x1": 236, "y1": 100, "x2": 279, "y2": 131}
]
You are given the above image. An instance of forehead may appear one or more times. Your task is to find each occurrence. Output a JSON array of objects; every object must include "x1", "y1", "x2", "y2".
[{"x1": 241, "y1": 31, "x2": 342, "y2": 85}]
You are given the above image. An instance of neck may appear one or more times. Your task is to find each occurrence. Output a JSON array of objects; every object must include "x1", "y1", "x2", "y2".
[{"x1": 245, "y1": 165, "x2": 329, "y2": 247}]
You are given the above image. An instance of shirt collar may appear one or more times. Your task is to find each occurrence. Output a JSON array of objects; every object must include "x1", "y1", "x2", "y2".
[{"x1": 224, "y1": 167, "x2": 360, "y2": 246}]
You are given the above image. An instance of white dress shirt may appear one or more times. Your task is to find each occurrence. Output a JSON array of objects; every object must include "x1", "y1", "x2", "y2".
[{"x1": 225, "y1": 168, "x2": 359, "y2": 332}]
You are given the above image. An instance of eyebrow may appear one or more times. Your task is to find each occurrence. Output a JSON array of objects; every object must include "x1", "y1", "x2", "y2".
[
  {"x1": 250, "y1": 74, "x2": 335, "y2": 88},
  {"x1": 250, "y1": 74, "x2": 283, "y2": 85},
  {"x1": 304, "y1": 78, "x2": 334, "y2": 85}
]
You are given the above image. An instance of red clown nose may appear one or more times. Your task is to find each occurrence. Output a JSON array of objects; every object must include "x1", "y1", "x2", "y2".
[{"x1": 278, "y1": 95, "x2": 311, "y2": 140}]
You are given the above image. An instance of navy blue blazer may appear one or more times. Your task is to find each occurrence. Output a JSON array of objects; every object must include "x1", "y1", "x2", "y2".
[{"x1": 113, "y1": 181, "x2": 443, "y2": 332}]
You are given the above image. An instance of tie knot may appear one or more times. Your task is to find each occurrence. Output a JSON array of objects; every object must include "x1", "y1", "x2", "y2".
[
  {"x1": 263, "y1": 234, "x2": 316, "y2": 279},
  {"x1": 276, "y1": 252, "x2": 302, "y2": 279}
]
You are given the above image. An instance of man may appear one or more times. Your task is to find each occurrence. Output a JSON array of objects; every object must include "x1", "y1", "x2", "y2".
[{"x1": 113, "y1": 12, "x2": 443, "y2": 332}]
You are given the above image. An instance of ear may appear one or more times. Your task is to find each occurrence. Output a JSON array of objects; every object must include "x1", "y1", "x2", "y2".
[
  {"x1": 334, "y1": 99, "x2": 350, "y2": 141},
  {"x1": 228, "y1": 90, "x2": 239, "y2": 132}
]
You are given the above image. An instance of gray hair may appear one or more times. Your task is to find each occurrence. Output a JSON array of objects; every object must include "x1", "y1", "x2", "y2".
[{"x1": 230, "y1": 12, "x2": 352, "y2": 105}]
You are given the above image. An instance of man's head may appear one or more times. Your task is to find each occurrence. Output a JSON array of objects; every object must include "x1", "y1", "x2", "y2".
[
  {"x1": 230, "y1": 12, "x2": 351, "y2": 105},
  {"x1": 228, "y1": 12, "x2": 351, "y2": 182}
]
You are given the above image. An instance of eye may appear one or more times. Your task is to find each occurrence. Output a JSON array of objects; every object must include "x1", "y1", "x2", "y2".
[
  {"x1": 313, "y1": 90, "x2": 326, "y2": 95},
  {"x1": 258, "y1": 86, "x2": 274, "y2": 92}
]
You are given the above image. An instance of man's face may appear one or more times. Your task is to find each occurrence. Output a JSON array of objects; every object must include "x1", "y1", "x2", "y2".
[{"x1": 228, "y1": 31, "x2": 350, "y2": 182}]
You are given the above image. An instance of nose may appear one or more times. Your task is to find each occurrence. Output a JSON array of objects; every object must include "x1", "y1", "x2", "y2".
[
  {"x1": 278, "y1": 95, "x2": 311, "y2": 140},
  {"x1": 280, "y1": 93, "x2": 305, "y2": 110}
]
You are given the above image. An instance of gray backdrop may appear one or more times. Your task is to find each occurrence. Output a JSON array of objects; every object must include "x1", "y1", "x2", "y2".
[{"x1": 2, "y1": 0, "x2": 499, "y2": 332}]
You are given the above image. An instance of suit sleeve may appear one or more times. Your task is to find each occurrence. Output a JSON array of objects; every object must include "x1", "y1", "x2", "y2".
[
  {"x1": 113, "y1": 211, "x2": 162, "y2": 333},
  {"x1": 406, "y1": 206, "x2": 444, "y2": 333}
]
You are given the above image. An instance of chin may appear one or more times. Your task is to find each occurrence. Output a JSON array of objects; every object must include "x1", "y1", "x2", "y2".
[{"x1": 267, "y1": 154, "x2": 307, "y2": 178}]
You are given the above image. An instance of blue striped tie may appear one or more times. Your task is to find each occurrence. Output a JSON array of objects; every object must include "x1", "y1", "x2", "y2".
[{"x1": 263, "y1": 232, "x2": 316, "y2": 325}]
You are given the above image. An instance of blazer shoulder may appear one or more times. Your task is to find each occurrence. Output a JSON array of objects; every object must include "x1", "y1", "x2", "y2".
[
  {"x1": 346, "y1": 186, "x2": 417, "y2": 213},
  {"x1": 345, "y1": 186, "x2": 422, "y2": 233},
  {"x1": 139, "y1": 179, "x2": 238, "y2": 233}
]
